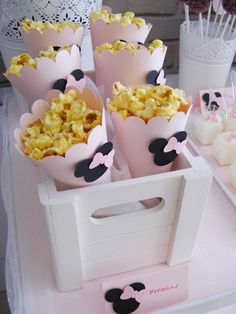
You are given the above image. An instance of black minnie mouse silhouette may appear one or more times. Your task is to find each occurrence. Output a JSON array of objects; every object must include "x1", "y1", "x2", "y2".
[
  {"x1": 149, "y1": 131, "x2": 187, "y2": 166},
  {"x1": 147, "y1": 68, "x2": 166, "y2": 86},
  {"x1": 52, "y1": 68, "x2": 84, "y2": 93},
  {"x1": 74, "y1": 142, "x2": 114, "y2": 182},
  {"x1": 202, "y1": 92, "x2": 222, "y2": 111},
  {"x1": 105, "y1": 282, "x2": 146, "y2": 314}
]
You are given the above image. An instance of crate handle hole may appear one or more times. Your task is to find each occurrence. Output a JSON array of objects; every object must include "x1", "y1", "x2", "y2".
[{"x1": 91, "y1": 197, "x2": 165, "y2": 219}]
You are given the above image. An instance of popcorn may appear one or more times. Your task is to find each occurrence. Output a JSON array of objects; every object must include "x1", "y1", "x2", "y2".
[
  {"x1": 22, "y1": 19, "x2": 79, "y2": 33},
  {"x1": 91, "y1": 9, "x2": 145, "y2": 28},
  {"x1": 149, "y1": 39, "x2": 165, "y2": 53},
  {"x1": 21, "y1": 89, "x2": 102, "y2": 160},
  {"x1": 5, "y1": 45, "x2": 71, "y2": 76},
  {"x1": 5, "y1": 53, "x2": 36, "y2": 75},
  {"x1": 108, "y1": 82, "x2": 189, "y2": 122},
  {"x1": 96, "y1": 39, "x2": 165, "y2": 55}
]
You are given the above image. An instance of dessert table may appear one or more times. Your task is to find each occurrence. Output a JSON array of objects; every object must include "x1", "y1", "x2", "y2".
[{"x1": 1, "y1": 74, "x2": 236, "y2": 314}]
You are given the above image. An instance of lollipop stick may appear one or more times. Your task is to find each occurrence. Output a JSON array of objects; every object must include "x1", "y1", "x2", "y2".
[
  {"x1": 232, "y1": 25, "x2": 236, "y2": 39},
  {"x1": 184, "y1": 3, "x2": 190, "y2": 33},
  {"x1": 199, "y1": 13, "x2": 204, "y2": 38},
  {"x1": 228, "y1": 16, "x2": 236, "y2": 35},
  {"x1": 211, "y1": 0, "x2": 222, "y2": 36},
  {"x1": 205, "y1": 1, "x2": 212, "y2": 38},
  {"x1": 214, "y1": 13, "x2": 225, "y2": 38},
  {"x1": 230, "y1": 73, "x2": 236, "y2": 116},
  {"x1": 220, "y1": 15, "x2": 231, "y2": 39},
  {"x1": 211, "y1": 13, "x2": 219, "y2": 36}
]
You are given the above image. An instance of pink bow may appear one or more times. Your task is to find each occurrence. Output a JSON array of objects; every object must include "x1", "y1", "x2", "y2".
[
  {"x1": 227, "y1": 133, "x2": 236, "y2": 142},
  {"x1": 89, "y1": 149, "x2": 115, "y2": 169},
  {"x1": 164, "y1": 137, "x2": 187, "y2": 154},
  {"x1": 156, "y1": 69, "x2": 166, "y2": 86},
  {"x1": 205, "y1": 111, "x2": 218, "y2": 122},
  {"x1": 120, "y1": 286, "x2": 146, "y2": 303},
  {"x1": 66, "y1": 74, "x2": 86, "y2": 93}
]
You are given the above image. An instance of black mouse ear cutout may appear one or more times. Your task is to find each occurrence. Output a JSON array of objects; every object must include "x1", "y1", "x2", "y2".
[
  {"x1": 173, "y1": 131, "x2": 187, "y2": 142},
  {"x1": 84, "y1": 165, "x2": 107, "y2": 183},
  {"x1": 215, "y1": 92, "x2": 222, "y2": 98},
  {"x1": 70, "y1": 69, "x2": 84, "y2": 81},
  {"x1": 52, "y1": 79, "x2": 67, "y2": 92},
  {"x1": 117, "y1": 39, "x2": 128, "y2": 43},
  {"x1": 147, "y1": 70, "x2": 159, "y2": 86},
  {"x1": 96, "y1": 142, "x2": 113, "y2": 155},
  {"x1": 210, "y1": 101, "x2": 219, "y2": 111},
  {"x1": 53, "y1": 46, "x2": 61, "y2": 51},
  {"x1": 74, "y1": 159, "x2": 92, "y2": 178},
  {"x1": 130, "y1": 282, "x2": 146, "y2": 291},
  {"x1": 202, "y1": 93, "x2": 210, "y2": 105},
  {"x1": 148, "y1": 138, "x2": 167, "y2": 153},
  {"x1": 105, "y1": 288, "x2": 123, "y2": 302},
  {"x1": 137, "y1": 41, "x2": 145, "y2": 47}
]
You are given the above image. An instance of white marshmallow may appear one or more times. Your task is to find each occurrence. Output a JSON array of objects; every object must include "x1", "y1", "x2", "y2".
[
  {"x1": 212, "y1": 132, "x2": 236, "y2": 166},
  {"x1": 223, "y1": 114, "x2": 236, "y2": 132},
  {"x1": 194, "y1": 111, "x2": 223, "y2": 146}
]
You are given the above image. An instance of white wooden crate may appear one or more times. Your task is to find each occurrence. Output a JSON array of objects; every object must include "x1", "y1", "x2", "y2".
[{"x1": 38, "y1": 148, "x2": 212, "y2": 291}]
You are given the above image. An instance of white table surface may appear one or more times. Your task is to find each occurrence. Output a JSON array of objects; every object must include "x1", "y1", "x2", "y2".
[{"x1": 1, "y1": 81, "x2": 236, "y2": 314}]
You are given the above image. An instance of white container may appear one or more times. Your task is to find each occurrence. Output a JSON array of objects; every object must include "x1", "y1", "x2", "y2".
[
  {"x1": 38, "y1": 149, "x2": 212, "y2": 291},
  {"x1": 179, "y1": 21, "x2": 236, "y2": 102}
]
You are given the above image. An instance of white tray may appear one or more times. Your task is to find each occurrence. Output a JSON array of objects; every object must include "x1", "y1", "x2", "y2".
[{"x1": 187, "y1": 111, "x2": 236, "y2": 206}]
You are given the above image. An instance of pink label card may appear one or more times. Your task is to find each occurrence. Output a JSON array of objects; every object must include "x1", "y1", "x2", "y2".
[
  {"x1": 200, "y1": 87, "x2": 233, "y2": 113},
  {"x1": 102, "y1": 264, "x2": 188, "y2": 314}
]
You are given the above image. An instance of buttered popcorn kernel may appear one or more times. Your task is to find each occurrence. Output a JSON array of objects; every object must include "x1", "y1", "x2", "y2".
[
  {"x1": 5, "y1": 53, "x2": 36, "y2": 75},
  {"x1": 91, "y1": 9, "x2": 145, "y2": 28},
  {"x1": 5, "y1": 46, "x2": 71, "y2": 76},
  {"x1": 38, "y1": 45, "x2": 71, "y2": 59},
  {"x1": 22, "y1": 19, "x2": 79, "y2": 33},
  {"x1": 96, "y1": 39, "x2": 165, "y2": 55},
  {"x1": 108, "y1": 82, "x2": 189, "y2": 122},
  {"x1": 21, "y1": 90, "x2": 102, "y2": 160}
]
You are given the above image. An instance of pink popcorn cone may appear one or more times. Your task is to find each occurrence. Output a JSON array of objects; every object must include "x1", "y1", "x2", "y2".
[
  {"x1": 14, "y1": 78, "x2": 113, "y2": 188},
  {"x1": 90, "y1": 17, "x2": 152, "y2": 49},
  {"x1": 6, "y1": 45, "x2": 82, "y2": 104},
  {"x1": 110, "y1": 107, "x2": 191, "y2": 178},
  {"x1": 94, "y1": 45, "x2": 167, "y2": 99},
  {"x1": 21, "y1": 25, "x2": 85, "y2": 58}
]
